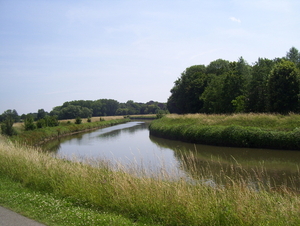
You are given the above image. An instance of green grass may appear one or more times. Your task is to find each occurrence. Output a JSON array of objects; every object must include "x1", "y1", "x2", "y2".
[
  {"x1": 149, "y1": 113, "x2": 300, "y2": 150},
  {"x1": 0, "y1": 174, "x2": 152, "y2": 226},
  {"x1": 0, "y1": 136, "x2": 300, "y2": 225},
  {"x1": 10, "y1": 118, "x2": 130, "y2": 146},
  {"x1": 128, "y1": 115, "x2": 157, "y2": 120}
]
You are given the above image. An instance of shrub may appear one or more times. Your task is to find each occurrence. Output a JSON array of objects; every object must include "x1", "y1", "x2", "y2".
[
  {"x1": 75, "y1": 117, "x2": 82, "y2": 124},
  {"x1": 24, "y1": 116, "x2": 36, "y2": 131},
  {"x1": 36, "y1": 119, "x2": 46, "y2": 128},
  {"x1": 0, "y1": 116, "x2": 16, "y2": 136}
]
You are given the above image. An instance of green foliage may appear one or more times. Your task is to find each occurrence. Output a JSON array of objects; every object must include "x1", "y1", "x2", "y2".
[
  {"x1": 200, "y1": 75, "x2": 225, "y2": 113},
  {"x1": 37, "y1": 109, "x2": 47, "y2": 120},
  {"x1": 24, "y1": 115, "x2": 36, "y2": 131},
  {"x1": 49, "y1": 99, "x2": 166, "y2": 118},
  {"x1": 36, "y1": 118, "x2": 46, "y2": 128},
  {"x1": 46, "y1": 115, "x2": 59, "y2": 127},
  {"x1": 246, "y1": 58, "x2": 274, "y2": 112},
  {"x1": 156, "y1": 110, "x2": 166, "y2": 119},
  {"x1": 168, "y1": 47, "x2": 300, "y2": 114},
  {"x1": 0, "y1": 115, "x2": 16, "y2": 136},
  {"x1": 167, "y1": 65, "x2": 210, "y2": 113},
  {"x1": 87, "y1": 117, "x2": 91, "y2": 122},
  {"x1": 11, "y1": 118, "x2": 130, "y2": 145},
  {"x1": 0, "y1": 109, "x2": 20, "y2": 123},
  {"x1": 286, "y1": 46, "x2": 300, "y2": 65},
  {"x1": 75, "y1": 117, "x2": 82, "y2": 124},
  {"x1": 231, "y1": 95, "x2": 246, "y2": 113},
  {"x1": 268, "y1": 60, "x2": 300, "y2": 113},
  {"x1": 149, "y1": 114, "x2": 300, "y2": 150}
]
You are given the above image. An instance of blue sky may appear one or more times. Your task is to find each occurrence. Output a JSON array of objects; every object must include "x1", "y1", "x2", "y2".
[{"x1": 1, "y1": 0, "x2": 299, "y2": 115}]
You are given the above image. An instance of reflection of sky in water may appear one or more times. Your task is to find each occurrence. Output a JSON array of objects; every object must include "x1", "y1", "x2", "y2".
[{"x1": 55, "y1": 122, "x2": 185, "y2": 177}]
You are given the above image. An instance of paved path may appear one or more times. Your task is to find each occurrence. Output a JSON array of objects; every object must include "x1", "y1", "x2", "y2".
[{"x1": 0, "y1": 206, "x2": 46, "y2": 226}]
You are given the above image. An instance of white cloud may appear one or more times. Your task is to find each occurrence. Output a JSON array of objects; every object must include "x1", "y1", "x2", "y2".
[{"x1": 230, "y1": 17, "x2": 241, "y2": 23}]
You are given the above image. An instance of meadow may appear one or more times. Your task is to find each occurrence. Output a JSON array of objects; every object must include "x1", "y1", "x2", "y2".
[
  {"x1": 0, "y1": 134, "x2": 300, "y2": 225},
  {"x1": 149, "y1": 113, "x2": 300, "y2": 150}
]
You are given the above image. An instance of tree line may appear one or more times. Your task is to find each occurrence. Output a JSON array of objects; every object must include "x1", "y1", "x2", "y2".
[
  {"x1": 167, "y1": 47, "x2": 300, "y2": 114},
  {"x1": 0, "y1": 100, "x2": 168, "y2": 123}
]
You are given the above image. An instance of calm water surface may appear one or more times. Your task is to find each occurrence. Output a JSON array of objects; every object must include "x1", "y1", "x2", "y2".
[{"x1": 43, "y1": 121, "x2": 300, "y2": 189}]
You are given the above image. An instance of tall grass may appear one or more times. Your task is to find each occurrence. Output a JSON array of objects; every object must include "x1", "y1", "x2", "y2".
[
  {"x1": 10, "y1": 118, "x2": 130, "y2": 146},
  {"x1": 149, "y1": 113, "x2": 300, "y2": 150},
  {"x1": 0, "y1": 136, "x2": 299, "y2": 225}
]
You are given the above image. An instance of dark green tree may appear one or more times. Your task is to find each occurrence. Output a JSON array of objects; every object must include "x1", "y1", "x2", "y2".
[
  {"x1": 220, "y1": 62, "x2": 246, "y2": 113},
  {"x1": 0, "y1": 109, "x2": 20, "y2": 123},
  {"x1": 167, "y1": 65, "x2": 208, "y2": 113},
  {"x1": 1, "y1": 115, "x2": 16, "y2": 136},
  {"x1": 246, "y1": 58, "x2": 274, "y2": 112},
  {"x1": 24, "y1": 115, "x2": 36, "y2": 131},
  {"x1": 37, "y1": 109, "x2": 47, "y2": 120},
  {"x1": 200, "y1": 74, "x2": 225, "y2": 113},
  {"x1": 286, "y1": 47, "x2": 300, "y2": 66},
  {"x1": 206, "y1": 59, "x2": 230, "y2": 76},
  {"x1": 75, "y1": 117, "x2": 82, "y2": 124},
  {"x1": 268, "y1": 60, "x2": 300, "y2": 113}
]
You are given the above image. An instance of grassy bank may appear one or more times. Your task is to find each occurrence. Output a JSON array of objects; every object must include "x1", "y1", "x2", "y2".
[
  {"x1": 0, "y1": 136, "x2": 300, "y2": 225},
  {"x1": 128, "y1": 115, "x2": 157, "y2": 120},
  {"x1": 10, "y1": 118, "x2": 130, "y2": 146},
  {"x1": 149, "y1": 113, "x2": 300, "y2": 150},
  {"x1": 0, "y1": 174, "x2": 149, "y2": 226}
]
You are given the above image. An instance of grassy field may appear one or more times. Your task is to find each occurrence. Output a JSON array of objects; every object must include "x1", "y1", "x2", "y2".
[
  {"x1": 0, "y1": 135, "x2": 300, "y2": 225},
  {"x1": 149, "y1": 113, "x2": 300, "y2": 150}
]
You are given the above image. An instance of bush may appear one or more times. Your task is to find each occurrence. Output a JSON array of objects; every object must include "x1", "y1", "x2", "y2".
[
  {"x1": 75, "y1": 117, "x2": 82, "y2": 124},
  {"x1": 36, "y1": 119, "x2": 46, "y2": 128},
  {"x1": 0, "y1": 116, "x2": 16, "y2": 136},
  {"x1": 24, "y1": 116, "x2": 36, "y2": 131}
]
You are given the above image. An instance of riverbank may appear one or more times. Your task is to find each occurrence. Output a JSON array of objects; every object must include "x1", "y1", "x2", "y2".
[
  {"x1": 10, "y1": 118, "x2": 130, "y2": 146},
  {"x1": 149, "y1": 113, "x2": 300, "y2": 150},
  {"x1": 0, "y1": 136, "x2": 300, "y2": 225}
]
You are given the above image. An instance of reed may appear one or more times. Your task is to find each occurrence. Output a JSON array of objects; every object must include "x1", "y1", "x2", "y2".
[
  {"x1": 149, "y1": 113, "x2": 300, "y2": 150},
  {"x1": 0, "y1": 136, "x2": 299, "y2": 225}
]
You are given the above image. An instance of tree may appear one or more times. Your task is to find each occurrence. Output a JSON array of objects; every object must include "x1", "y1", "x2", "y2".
[
  {"x1": 200, "y1": 75, "x2": 225, "y2": 113},
  {"x1": 167, "y1": 65, "x2": 208, "y2": 113},
  {"x1": 75, "y1": 117, "x2": 82, "y2": 124},
  {"x1": 246, "y1": 58, "x2": 274, "y2": 113},
  {"x1": 0, "y1": 115, "x2": 16, "y2": 136},
  {"x1": 24, "y1": 115, "x2": 36, "y2": 131},
  {"x1": 268, "y1": 60, "x2": 300, "y2": 113},
  {"x1": 286, "y1": 47, "x2": 300, "y2": 65},
  {"x1": 37, "y1": 109, "x2": 47, "y2": 120},
  {"x1": 231, "y1": 95, "x2": 246, "y2": 113},
  {"x1": 0, "y1": 109, "x2": 20, "y2": 123},
  {"x1": 57, "y1": 105, "x2": 92, "y2": 119},
  {"x1": 206, "y1": 59, "x2": 230, "y2": 76}
]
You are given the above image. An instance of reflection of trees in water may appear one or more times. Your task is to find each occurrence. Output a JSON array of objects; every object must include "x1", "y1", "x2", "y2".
[
  {"x1": 41, "y1": 132, "x2": 88, "y2": 153},
  {"x1": 42, "y1": 122, "x2": 149, "y2": 153},
  {"x1": 150, "y1": 135, "x2": 300, "y2": 192},
  {"x1": 97, "y1": 122, "x2": 148, "y2": 140},
  {"x1": 42, "y1": 139, "x2": 61, "y2": 154}
]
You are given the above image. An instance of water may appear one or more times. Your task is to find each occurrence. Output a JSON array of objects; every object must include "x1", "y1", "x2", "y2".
[{"x1": 43, "y1": 121, "x2": 300, "y2": 189}]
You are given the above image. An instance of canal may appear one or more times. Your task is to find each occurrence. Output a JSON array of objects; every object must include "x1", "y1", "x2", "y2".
[{"x1": 42, "y1": 121, "x2": 300, "y2": 190}]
